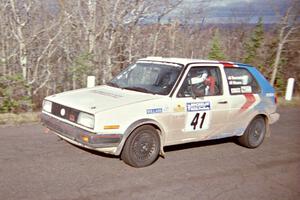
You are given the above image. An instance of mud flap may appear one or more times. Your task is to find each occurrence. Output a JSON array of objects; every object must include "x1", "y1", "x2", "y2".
[{"x1": 265, "y1": 121, "x2": 271, "y2": 137}]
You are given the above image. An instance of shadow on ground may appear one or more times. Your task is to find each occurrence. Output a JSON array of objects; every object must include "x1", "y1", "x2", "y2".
[
  {"x1": 66, "y1": 135, "x2": 238, "y2": 158},
  {"x1": 164, "y1": 137, "x2": 237, "y2": 152}
]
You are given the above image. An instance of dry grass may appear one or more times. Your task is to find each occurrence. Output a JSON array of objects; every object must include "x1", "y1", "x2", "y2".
[
  {"x1": 0, "y1": 112, "x2": 40, "y2": 125},
  {"x1": 278, "y1": 96, "x2": 300, "y2": 107}
]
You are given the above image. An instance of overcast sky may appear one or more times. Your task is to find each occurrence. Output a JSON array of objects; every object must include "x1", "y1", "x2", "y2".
[{"x1": 170, "y1": 0, "x2": 292, "y2": 23}]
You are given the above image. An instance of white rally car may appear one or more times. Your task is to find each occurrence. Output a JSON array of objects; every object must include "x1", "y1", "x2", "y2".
[{"x1": 41, "y1": 57, "x2": 279, "y2": 167}]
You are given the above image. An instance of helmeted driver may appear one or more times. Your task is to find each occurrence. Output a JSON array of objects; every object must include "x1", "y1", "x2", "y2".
[{"x1": 190, "y1": 69, "x2": 215, "y2": 96}]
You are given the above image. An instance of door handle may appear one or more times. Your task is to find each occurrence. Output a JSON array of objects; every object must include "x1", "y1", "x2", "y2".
[{"x1": 218, "y1": 101, "x2": 228, "y2": 104}]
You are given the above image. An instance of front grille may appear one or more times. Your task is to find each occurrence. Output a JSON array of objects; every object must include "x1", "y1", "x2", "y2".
[
  {"x1": 41, "y1": 113, "x2": 122, "y2": 149},
  {"x1": 51, "y1": 103, "x2": 80, "y2": 123},
  {"x1": 41, "y1": 113, "x2": 90, "y2": 140}
]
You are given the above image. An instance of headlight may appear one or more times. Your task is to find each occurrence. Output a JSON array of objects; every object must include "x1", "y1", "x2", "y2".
[
  {"x1": 77, "y1": 112, "x2": 94, "y2": 129},
  {"x1": 42, "y1": 100, "x2": 52, "y2": 113}
]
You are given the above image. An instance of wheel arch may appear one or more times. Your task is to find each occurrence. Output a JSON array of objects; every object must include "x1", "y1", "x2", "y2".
[
  {"x1": 115, "y1": 119, "x2": 166, "y2": 156},
  {"x1": 256, "y1": 113, "x2": 270, "y2": 137},
  {"x1": 243, "y1": 113, "x2": 269, "y2": 137},
  {"x1": 238, "y1": 113, "x2": 268, "y2": 148}
]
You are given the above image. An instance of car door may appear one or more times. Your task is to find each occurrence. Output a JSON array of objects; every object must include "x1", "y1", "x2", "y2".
[{"x1": 165, "y1": 64, "x2": 231, "y2": 145}]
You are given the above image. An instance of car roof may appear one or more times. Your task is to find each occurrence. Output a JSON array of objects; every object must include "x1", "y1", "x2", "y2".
[{"x1": 139, "y1": 57, "x2": 254, "y2": 68}]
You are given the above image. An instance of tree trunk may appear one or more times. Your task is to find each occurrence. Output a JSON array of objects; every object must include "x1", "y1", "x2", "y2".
[
  {"x1": 87, "y1": 0, "x2": 97, "y2": 54},
  {"x1": 19, "y1": 40, "x2": 27, "y2": 81},
  {"x1": 152, "y1": 25, "x2": 162, "y2": 56},
  {"x1": 103, "y1": 36, "x2": 114, "y2": 83},
  {"x1": 270, "y1": 42, "x2": 283, "y2": 86}
]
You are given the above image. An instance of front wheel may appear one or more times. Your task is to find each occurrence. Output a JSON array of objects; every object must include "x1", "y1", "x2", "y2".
[
  {"x1": 238, "y1": 116, "x2": 266, "y2": 148},
  {"x1": 121, "y1": 125, "x2": 160, "y2": 168}
]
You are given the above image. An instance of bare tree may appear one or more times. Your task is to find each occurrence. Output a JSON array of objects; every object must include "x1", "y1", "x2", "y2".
[
  {"x1": 8, "y1": 0, "x2": 33, "y2": 81},
  {"x1": 1, "y1": 0, "x2": 299, "y2": 113},
  {"x1": 0, "y1": 1, "x2": 13, "y2": 76},
  {"x1": 270, "y1": 0, "x2": 300, "y2": 86},
  {"x1": 150, "y1": 0, "x2": 183, "y2": 56}
]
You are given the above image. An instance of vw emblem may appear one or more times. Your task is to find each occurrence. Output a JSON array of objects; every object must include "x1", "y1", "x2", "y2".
[{"x1": 60, "y1": 108, "x2": 66, "y2": 116}]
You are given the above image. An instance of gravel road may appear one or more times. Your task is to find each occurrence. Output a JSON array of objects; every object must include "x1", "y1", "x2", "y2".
[{"x1": 0, "y1": 107, "x2": 299, "y2": 200}]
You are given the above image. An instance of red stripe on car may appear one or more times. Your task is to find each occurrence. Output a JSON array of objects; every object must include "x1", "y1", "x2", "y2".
[
  {"x1": 220, "y1": 61, "x2": 235, "y2": 67},
  {"x1": 241, "y1": 93, "x2": 256, "y2": 111}
]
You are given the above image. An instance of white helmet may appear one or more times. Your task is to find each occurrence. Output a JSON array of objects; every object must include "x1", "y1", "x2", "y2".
[{"x1": 191, "y1": 69, "x2": 208, "y2": 85}]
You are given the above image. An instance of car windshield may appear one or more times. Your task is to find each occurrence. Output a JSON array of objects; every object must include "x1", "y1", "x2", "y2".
[{"x1": 108, "y1": 62, "x2": 182, "y2": 95}]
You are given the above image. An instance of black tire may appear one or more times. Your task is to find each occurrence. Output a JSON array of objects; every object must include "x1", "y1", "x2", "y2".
[
  {"x1": 121, "y1": 125, "x2": 160, "y2": 168},
  {"x1": 238, "y1": 116, "x2": 266, "y2": 148}
]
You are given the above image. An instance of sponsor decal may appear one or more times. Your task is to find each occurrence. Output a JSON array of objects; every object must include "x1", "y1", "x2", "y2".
[
  {"x1": 186, "y1": 101, "x2": 211, "y2": 112},
  {"x1": 229, "y1": 80, "x2": 243, "y2": 85},
  {"x1": 266, "y1": 93, "x2": 275, "y2": 97},
  {"x1": 241, "y1": 86, "x2": 252, "y2": 93},
  {"x1": 231, "y1": 87, "x2": 241, "y2": 94},
  {"x1": 174, "y1": 104, "x2": 185, "y2": 112},
  {"x1": 147, "y1": 108, "x2": 163, "y2": 114},
  {"x1": 228, "y1": 75, "x2": 249, "y2": 85}
]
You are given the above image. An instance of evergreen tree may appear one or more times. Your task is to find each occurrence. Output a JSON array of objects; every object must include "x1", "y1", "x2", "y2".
[
  {"x1": 208, "y1": 30, "x2": 226, "y2": 60},
  {"x1": 70, "y1": 52, "x2": 94, "y2": 89},
  {"x1": 243, "y1": 17, "x2": 264, "y2": 64},
  {"x1": 0, "y1": 74, "x2": 32, "y2": 113}
]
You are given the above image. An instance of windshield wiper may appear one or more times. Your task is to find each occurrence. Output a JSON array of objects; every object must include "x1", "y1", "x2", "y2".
[
  {"x1": 106, "y1": 81, "x2": 120, "y2": 88},
  {"x1": 122, "y1": 86, "x2": 152, "y2": 94}
]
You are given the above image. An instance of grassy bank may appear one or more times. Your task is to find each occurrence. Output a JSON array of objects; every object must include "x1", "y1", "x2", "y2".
[
  {"x1": 278, "y1": 96, "x2": 300, "y2": 107},
  {"x1": 0, "y1": 112, "x2": 40, "y2": 125}
]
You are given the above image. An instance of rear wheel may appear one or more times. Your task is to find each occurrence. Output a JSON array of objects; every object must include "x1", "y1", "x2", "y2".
[
  {"x1": 121, "y1": 125, "x2": 160, "y2": 168},
  {"x1": 238, "y1": 116, "x2": 266, "y2": 148}
]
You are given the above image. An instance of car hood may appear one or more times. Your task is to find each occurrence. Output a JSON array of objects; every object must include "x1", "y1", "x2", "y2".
[{"x1": 46, "y1": 85, "x2": 162, "y2": 114}]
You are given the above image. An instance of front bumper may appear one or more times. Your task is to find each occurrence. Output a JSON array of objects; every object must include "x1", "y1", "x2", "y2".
[{"x1": 41, "y1": 113, "x2": 122, "y2": 154}]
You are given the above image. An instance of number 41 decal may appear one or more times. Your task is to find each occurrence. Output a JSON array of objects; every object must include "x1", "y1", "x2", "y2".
[
  {"x1": 185, "y1": 112, "x2": 210, "y2": 131},
  {"x1": 191, "y1": 112, "x2": 206, "y2": 130}
]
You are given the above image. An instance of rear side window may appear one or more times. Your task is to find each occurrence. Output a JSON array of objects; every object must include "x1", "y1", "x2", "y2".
[{"x1": 224, "y1": 68, "x2": 260, "y2": 95}]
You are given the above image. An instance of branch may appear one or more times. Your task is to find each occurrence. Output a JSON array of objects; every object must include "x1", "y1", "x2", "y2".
[
  {"x1": 285, "y1": 39, "x2": 300, "y2": 43},
  {"x1": 8, "y1": 17, "x2": 21, "y2": 42},
  {"x1": 9, "y1": 0, "x2": 21, "y2": 25},
  {"x1": 33, "y1": 69, "x2": 51, "y2": 95},
  {"x1": 282, "y1": 26, "x2": 299, "y2": 44},
  {"x1": 9, "y1": 0, "x2": 32, "y2": 27},
  {"x1": 29, "y1": 18, "x2": 67, "y2": 85},
  {"x1": 77, "y1": 0, "x2": 88, "y2": 32},
  {"x1": 0, "y1": 52, "x2": 18, "y2": 63},
  {"x1": 27, "y1": 15, "x2": 71, "y2": 45}
]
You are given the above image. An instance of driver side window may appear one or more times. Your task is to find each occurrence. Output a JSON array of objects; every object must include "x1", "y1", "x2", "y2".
[{"x1": 177, "y1": 67, "x2": 223, "y2": 97}]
